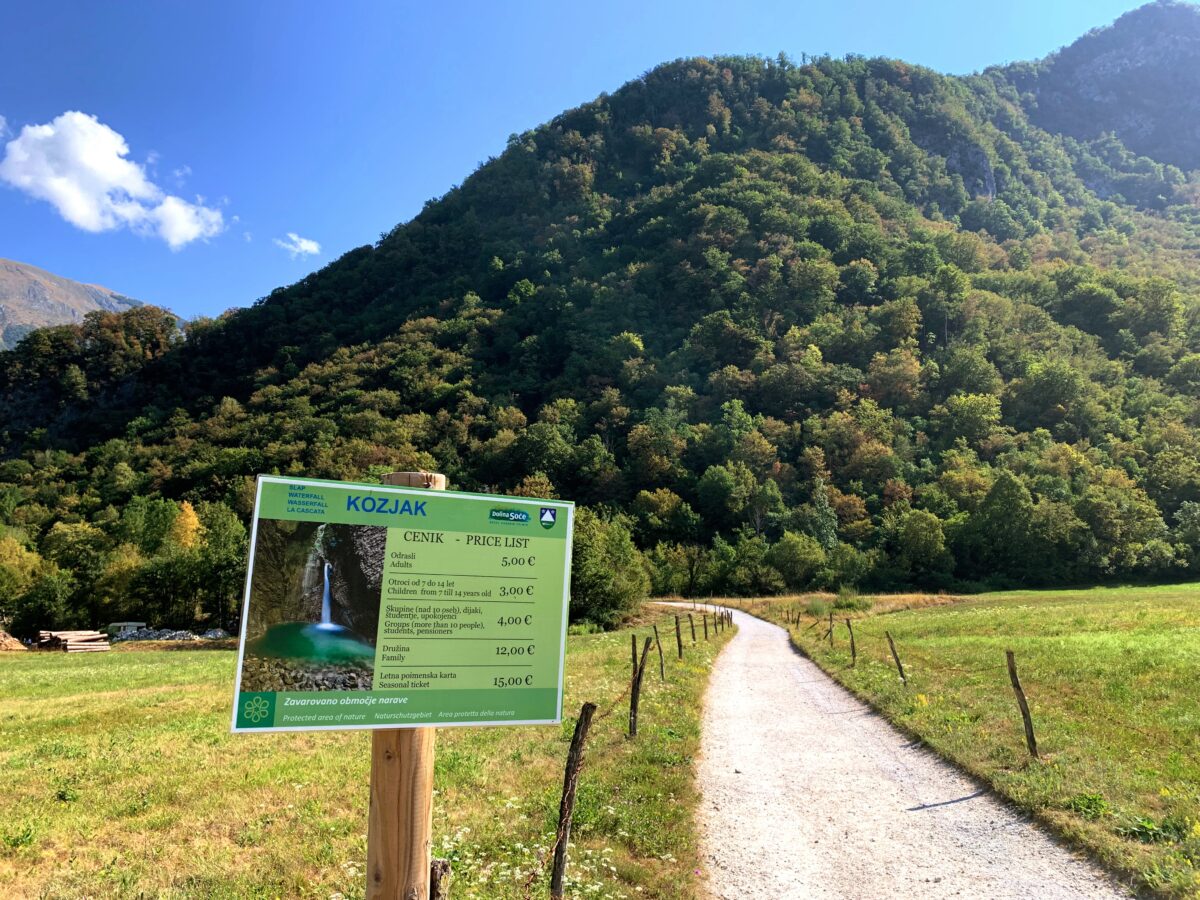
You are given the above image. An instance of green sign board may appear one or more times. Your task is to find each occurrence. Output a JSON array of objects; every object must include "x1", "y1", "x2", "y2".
[{"x1": 231, "y1": 476, "x2": 574, "y2": 732}]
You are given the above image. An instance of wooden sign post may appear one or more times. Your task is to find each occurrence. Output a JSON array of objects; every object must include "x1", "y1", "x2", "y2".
[{"x1": 367, "y1": 471, "x2": 447, "y2": 900}]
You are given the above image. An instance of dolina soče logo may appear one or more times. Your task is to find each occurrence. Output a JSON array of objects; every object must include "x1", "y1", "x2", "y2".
[
  {"x1": 489, "y1": 508, "x2": 530, "y2": 524},
  {"x1": 539, "y1": 508, "x2": 557, "y2": 529}
]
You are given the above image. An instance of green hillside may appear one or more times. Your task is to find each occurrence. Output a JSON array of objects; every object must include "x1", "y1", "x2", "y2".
[{"x1": 4, "y1": 8, "x2": 1200, "y2": 634}]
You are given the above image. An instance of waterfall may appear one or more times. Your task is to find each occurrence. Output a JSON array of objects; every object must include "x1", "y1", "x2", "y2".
[
  {"x1": 321, "y1": 561, "x2": 333, "y2": 625},
  {"x1": 302, "y1": 524, "x2": 336, "y2": 628}
]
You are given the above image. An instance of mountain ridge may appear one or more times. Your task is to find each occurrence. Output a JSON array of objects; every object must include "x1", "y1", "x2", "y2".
[
  {"x1": 1000, "y1": 0, "x2": 1200, "y2": 171},
  {"x1": 0, "y1": 257, "x2": 142, "y2": 349}
]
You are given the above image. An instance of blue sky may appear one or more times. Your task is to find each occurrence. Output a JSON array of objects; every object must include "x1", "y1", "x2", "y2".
[{"x1": 0, "y1": 0, "x2": 1147, "y2": 320}]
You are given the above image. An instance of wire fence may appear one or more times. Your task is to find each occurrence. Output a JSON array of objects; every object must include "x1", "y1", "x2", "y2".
[
  {"x1": 747, "y1": 601, "x2": 1200, "y2": 761},
  {"x1": 522, "y1": 605, "x2": 736, "y2": 899}
]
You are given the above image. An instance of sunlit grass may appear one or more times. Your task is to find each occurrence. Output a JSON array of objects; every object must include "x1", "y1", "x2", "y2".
[
  {"x1": 731, "y1": 585, "x2": 1200, "y2": 898},
  {"x1": 0, "y1": 610, "x2": 731, "y2": 899}
]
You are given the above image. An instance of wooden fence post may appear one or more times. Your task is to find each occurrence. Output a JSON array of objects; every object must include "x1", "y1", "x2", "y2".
[
  {"x1": 651, "y1": 624, "x2": 665, "y2": 682},
  {"x1": 846, "y1": 618, "x2": 856, "y2": 668},
  {"x1": 1006, "y1": 650, "x2": 1039, "y2": 760},
  {"x1": 688, "y1": 613, "x2": 696, "y2": 643},
  {"x1": 550, "y1": 702, "x2": 598, "y2": 899},
  {"x1": 430, "y1": 859, "x2": 451, "y2": 900},
  {"x1": 629, "y1": 637, "x2": 653, "y2": 737},
  {"x1": 674, "y1": 615, "x2": 684, "y2": 660},
  {"x1": 703, "y1": 615, "x2": 708, "y2": 641},
  {"x1": 827, "y1": 611, "x2": 834, "y2": 647},
  {"x1": 368, "y1": 471, "x2": 447, "y2": 900},
  {"x1": 885, "y1": 631, "x2": 907, "y2": 686}
]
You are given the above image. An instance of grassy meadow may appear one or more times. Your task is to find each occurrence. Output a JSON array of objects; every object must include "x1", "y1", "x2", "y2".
[
  {"x1": 0, "y1": 609, "x2": 732, "y2": 899},
  {"x1": 731, "y1": 584, "x2": 1200, "y2": 898}
]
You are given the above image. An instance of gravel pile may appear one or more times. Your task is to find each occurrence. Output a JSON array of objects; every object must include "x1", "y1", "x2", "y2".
[
  {"x1": 111, "y1": 627, "x2": 230, "y2": 642},
  {"x1": 240, "y1": 654, "x2": 373, "y2": 692},
  {"x1": 112, "y1": 628, "x2": 199, "y2": 642}
]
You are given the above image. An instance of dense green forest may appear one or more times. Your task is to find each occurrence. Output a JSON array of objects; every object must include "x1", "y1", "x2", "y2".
[{"x1": 4, "y1": 5, "x2": 1200, "y2": 634}]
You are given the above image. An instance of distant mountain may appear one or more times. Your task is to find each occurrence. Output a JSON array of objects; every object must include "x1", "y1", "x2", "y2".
[
  {"x1": 1001, "y1": 0, "x2": 1200, "y2": 172},
  {"x1": 0, "y1": 258, "x2": 142, "y2": 349}
]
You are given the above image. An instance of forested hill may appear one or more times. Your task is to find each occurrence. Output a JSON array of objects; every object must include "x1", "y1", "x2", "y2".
[{"x1": 4, "y1": 5, "x2": 1200, "y2": 634}]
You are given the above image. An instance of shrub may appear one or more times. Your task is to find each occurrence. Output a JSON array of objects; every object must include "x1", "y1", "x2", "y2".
[{"x1": 570, "y1": 508, "x2": 650, "y2": 628}]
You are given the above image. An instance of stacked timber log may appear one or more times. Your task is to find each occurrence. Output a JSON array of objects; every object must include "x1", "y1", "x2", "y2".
[{"x1": 38, "y1": 630, "x2": 110, "y2": 653}]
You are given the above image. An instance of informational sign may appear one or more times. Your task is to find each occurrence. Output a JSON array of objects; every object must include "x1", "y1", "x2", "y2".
[{"x1": 231, "y1": 476, "x2": 574, "y2": 732}]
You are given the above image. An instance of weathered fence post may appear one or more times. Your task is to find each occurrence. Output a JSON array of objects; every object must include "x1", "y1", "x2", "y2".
[
  {"x1": 674, "y1": 615, "x2": 684, "y2": 660},
  {"x1": 430, "y1": 859, "x2": 451, "y2": 900},
  {"x1": 1006, "y1": 650, "x2": 1039, "y2": 760},
  {"x1": 688, "y1": 613, "x2": 696, "y2": 643},
  {"x1": 651, "y1": 624, "x2": 665, "y2": 682},
  {"x1": 827, "y1": 611, "x2": 834, "y2": 647},
  {"x1": 846, "y1": 618, "x2": 856, "y2": 668},
  {"x1": 703, "y1": 614, "x2": 708, "y2": 641},
  {"x1": 885, "y1": 631, "x2": 907, "y2": 685},
  {"x1": 369, "y1": 471, "x2": 446, "y2": 900},
  {"x1": 550, "y1": 702, "x2": 597, "y2": 899},
  {"x1": 629, "y1": 637, "x2": 653, "y2": 737}
]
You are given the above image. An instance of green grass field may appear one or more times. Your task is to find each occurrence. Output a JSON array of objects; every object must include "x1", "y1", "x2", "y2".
[
  {"x1": 0, "y1": 609, "x2": 731, "y2": 899},
  {"x1": 735, "y1": 584, "x2": 1200, "y2": 898}
]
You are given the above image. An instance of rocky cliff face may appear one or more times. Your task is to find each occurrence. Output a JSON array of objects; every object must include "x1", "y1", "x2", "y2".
[
  {"x1": 0, "y1": 258, "x2": 142, "y2": 349},
  {"x1": 1003, "y1": 1, "x2": 1200, "y2": 172},
  {"x1": 323, "y1": 524, "x2": 387, "y2": 643}
]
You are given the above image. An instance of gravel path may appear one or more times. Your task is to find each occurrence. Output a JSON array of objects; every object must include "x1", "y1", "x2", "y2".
[{"x1": 680, "y1": 605, "x2": 1131, "y2": 899}]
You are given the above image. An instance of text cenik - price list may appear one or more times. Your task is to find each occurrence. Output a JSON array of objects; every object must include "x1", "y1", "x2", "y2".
[{"x1": 373, "y1": 525, "x2": 565, "y2": 695}]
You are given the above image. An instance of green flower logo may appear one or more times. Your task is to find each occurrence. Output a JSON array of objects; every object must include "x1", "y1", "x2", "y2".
[{"x1": 243, "y1": 696, "x2": 270, "y2": 723}]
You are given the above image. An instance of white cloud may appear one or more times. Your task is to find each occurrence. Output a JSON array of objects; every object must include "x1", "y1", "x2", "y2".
[
  {"x1": 172, "y1": 164, "x2": 191, "y2": 183},
  {"x1": 0, "y1": 111, "x2": 224, "y2": 250},
  {"x1": 0, "y1": 115, "x2": 8, "y2": 139},
  {"x1": 152, "y1": 195, "x2": 224, "y2": 249},
  {"x1": 274, "y1": 232, "x2": 320, "y2": 258}
]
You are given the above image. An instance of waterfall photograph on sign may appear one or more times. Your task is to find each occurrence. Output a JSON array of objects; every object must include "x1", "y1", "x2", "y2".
[{"x1": 239, "y1": 519, "x2": 385, "y2": 692}]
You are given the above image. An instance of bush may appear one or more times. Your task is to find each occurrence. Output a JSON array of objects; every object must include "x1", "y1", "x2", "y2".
[
  {"x1": 832, "y1": 586, "x2": 873, "y2": 612},
  {"x1": 8, "y1": 565, "x2": 79, "y2": 639},
  {"x1": 766, "y1": 531, "x2": 825, "y2": 590},
  {"x1": 645, "y1": 542, "x2": 709, "y2": 596},
  {"x1": 817, "y1": 543, "x2": 874, "y2": 590},
  {"x1": 570, "y1": 508, "x2": 650, "y2": 627},
  {"x1": 705, "y1": 532, "x2": 784, "y2": 596}
]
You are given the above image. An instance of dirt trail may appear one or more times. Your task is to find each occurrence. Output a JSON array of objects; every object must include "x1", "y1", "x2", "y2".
[{"x1": 679, "y1": 605, "x2": 1130, "y2": 899}]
